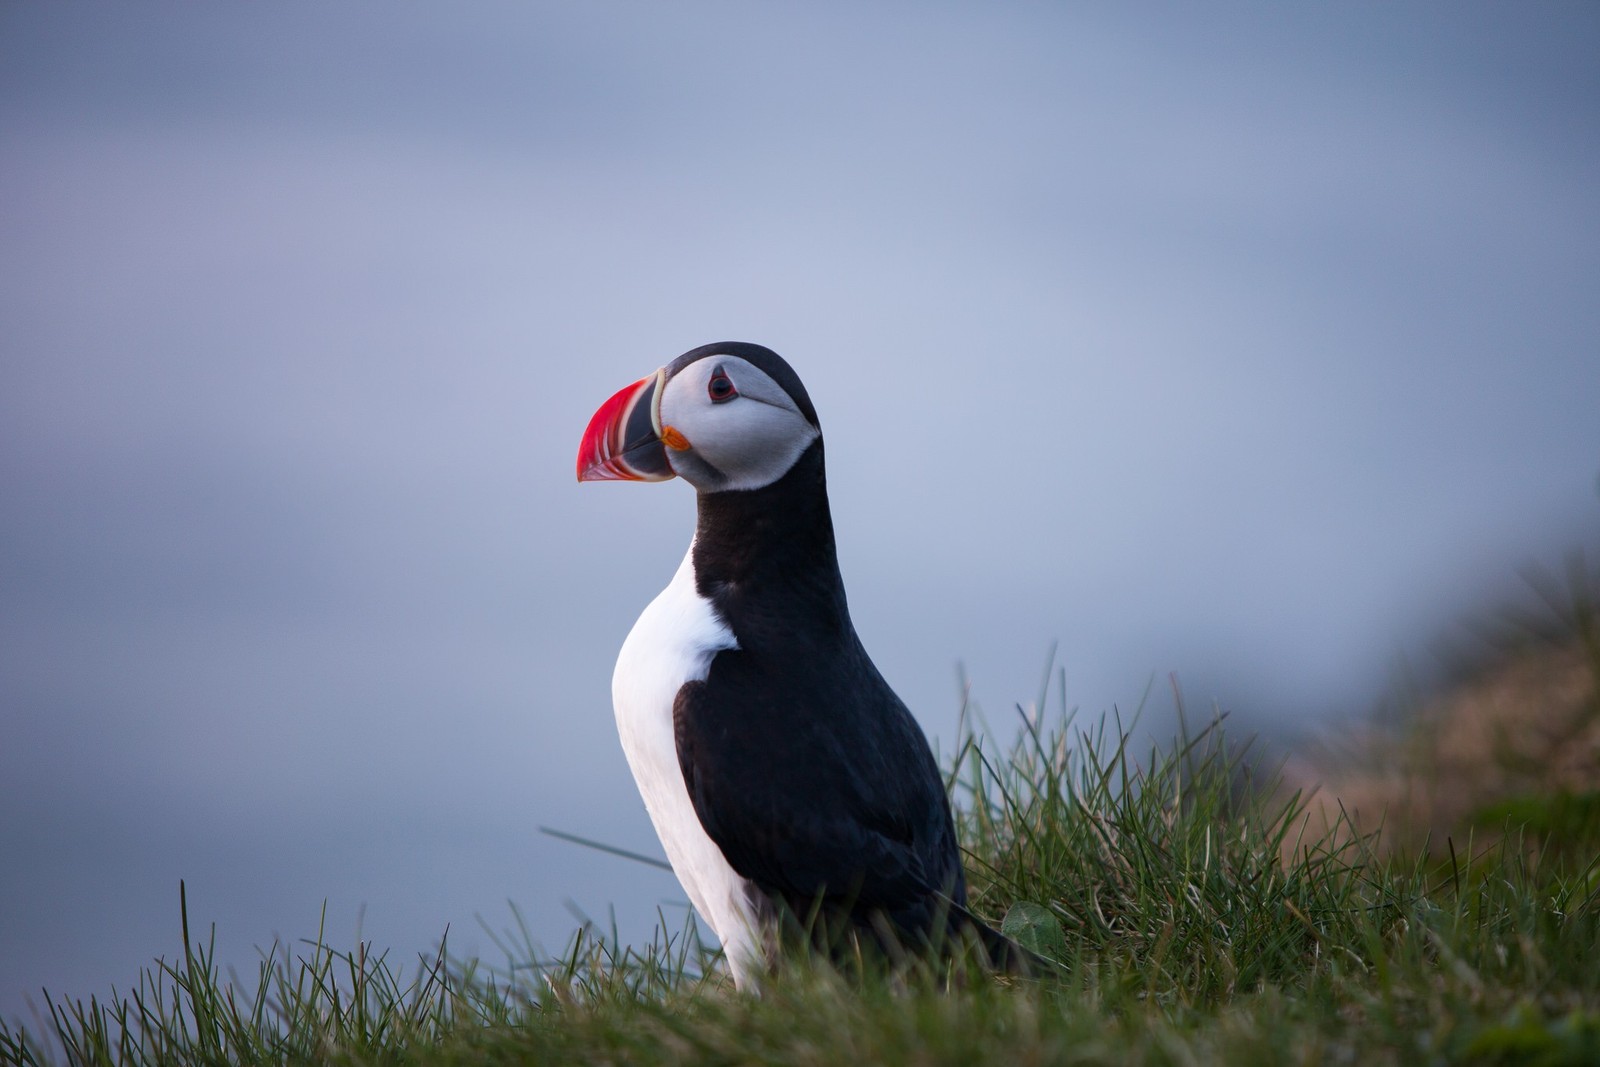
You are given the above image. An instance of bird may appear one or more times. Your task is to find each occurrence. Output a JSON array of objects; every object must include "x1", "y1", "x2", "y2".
[{"x1": 576, "y1": 341, "x2": 1027, "y2": 989}]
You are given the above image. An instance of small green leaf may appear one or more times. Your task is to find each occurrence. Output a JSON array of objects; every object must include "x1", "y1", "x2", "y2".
[{"x1": 1000, "y1": 901, "x2": 1068, "y2": 960}]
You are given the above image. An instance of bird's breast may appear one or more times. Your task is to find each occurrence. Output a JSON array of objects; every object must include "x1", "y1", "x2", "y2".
[
  {"x1": 611, "y1": 540, "x2": 766, "y2": 983},
  {"x1": 613, "y1": 541, "x2": 737, "y2": 760}
]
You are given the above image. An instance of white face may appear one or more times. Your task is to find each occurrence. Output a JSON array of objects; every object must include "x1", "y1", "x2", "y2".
[{"x1": 656, "y1": 355, "x2": 821, "y2": 492}]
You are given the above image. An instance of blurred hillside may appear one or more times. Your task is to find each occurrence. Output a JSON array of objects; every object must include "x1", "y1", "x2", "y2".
[{"x1": 1285, "y1": 549, "x2": 1600, "y2": 859}]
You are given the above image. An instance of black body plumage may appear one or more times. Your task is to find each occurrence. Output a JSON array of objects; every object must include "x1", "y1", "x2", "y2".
[{"x1": 675, "y1": 434, "x2": 1028, "y2": 968}]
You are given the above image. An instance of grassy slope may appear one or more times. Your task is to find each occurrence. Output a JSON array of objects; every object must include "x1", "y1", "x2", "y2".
[{"x1": 5, "y1": 562, "x2": 1599, "y2": 1065}]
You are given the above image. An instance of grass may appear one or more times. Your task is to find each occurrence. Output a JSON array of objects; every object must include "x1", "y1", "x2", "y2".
[{"x1": 5, "y1": 559, "x2": 1599, "y2": 1065}]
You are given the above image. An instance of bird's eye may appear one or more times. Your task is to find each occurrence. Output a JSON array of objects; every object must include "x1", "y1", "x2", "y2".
[{"x1": 707, "y1": 369, "x2": 738, "y2": 403}]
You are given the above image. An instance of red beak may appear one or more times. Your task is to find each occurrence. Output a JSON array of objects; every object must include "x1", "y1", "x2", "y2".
[{"x1": 576, "y1": 371, "x2": 675, "y2": 482}]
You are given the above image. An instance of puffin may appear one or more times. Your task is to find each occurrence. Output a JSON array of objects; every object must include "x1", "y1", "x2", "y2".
[{"x1": 576, "y1": 341, "x2": 1024, "y2": 988}]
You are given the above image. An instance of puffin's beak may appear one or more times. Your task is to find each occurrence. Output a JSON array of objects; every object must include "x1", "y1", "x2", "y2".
[{"x1": 576, "y1": 370, "x2": 676, "y2": 482}]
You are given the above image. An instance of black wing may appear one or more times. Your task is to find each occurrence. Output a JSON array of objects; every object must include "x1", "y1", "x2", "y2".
[{"x1": 672, "y1": 638, "x2": 965, "y2": 928}]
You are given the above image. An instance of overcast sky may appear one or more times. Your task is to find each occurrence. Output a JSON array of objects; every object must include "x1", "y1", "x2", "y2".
[{"x1": 2, "y1": 1, "x2": 1597, "y2": 1024}]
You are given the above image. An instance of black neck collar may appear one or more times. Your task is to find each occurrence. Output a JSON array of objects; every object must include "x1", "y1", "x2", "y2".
[{"x1": 691, "y1": 439, "x2": 851, "y2": 647}]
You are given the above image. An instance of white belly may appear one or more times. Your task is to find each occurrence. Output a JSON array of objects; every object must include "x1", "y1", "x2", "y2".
[{"x1": 612, "y1": 540, "x2": 766, "y2": 988}]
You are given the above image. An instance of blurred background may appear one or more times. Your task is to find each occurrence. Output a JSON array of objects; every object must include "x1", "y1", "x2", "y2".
[{"x1": 2, "y1": 1, "x2": 1596, "y2": 1024}]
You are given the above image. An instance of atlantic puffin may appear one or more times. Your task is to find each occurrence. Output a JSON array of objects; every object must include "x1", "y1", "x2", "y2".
[{"x1": 576, "y1": 342, "x2": 1024, "y2": 988}]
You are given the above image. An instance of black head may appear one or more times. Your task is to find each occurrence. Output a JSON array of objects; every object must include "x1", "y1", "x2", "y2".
[{"x1": 577, "y1": 342, "x2": 822, "y2": 492}]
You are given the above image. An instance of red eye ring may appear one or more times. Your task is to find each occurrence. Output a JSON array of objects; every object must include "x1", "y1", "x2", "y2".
[{"x1": 707, "y1": 368, "x2": 738, "y2": 403}]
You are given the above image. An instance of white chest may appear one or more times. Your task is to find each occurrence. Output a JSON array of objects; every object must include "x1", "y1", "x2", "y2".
[{"x1": 611, "y1": 540, "x2": 766, "y2": 987}]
